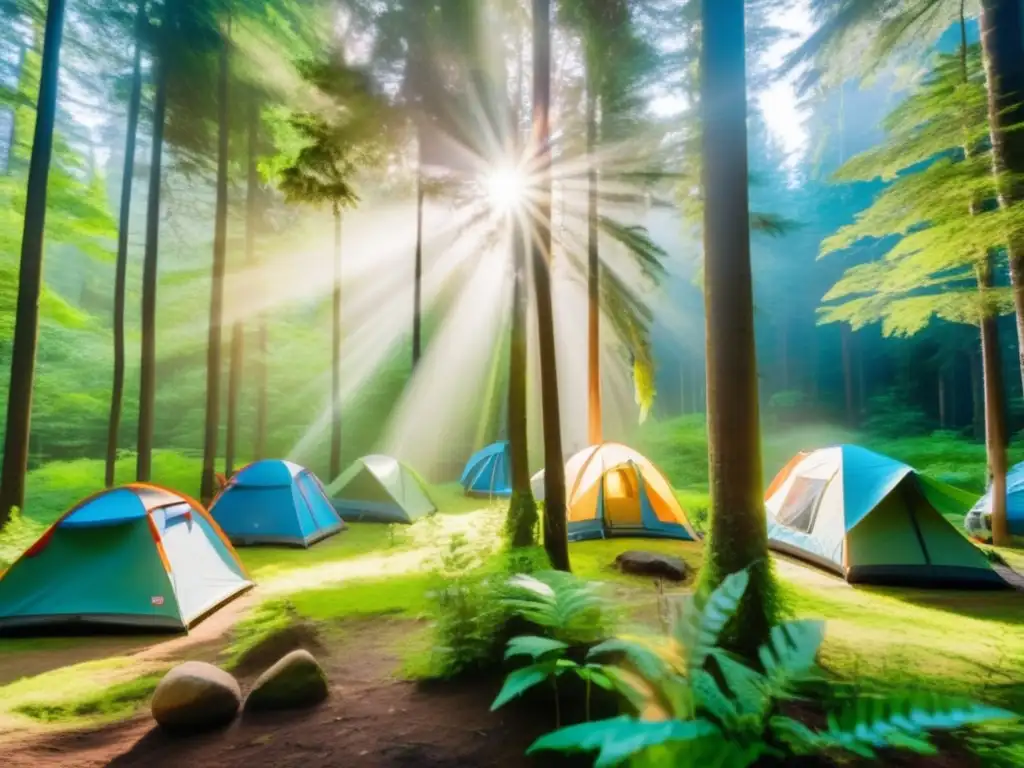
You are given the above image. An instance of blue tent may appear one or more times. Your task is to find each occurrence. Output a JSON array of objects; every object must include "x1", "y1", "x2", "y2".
[
  {"x1": 209, "y1": 460, "x2": 345, "y2": 547},
  {"x1": 765, "y1": 445, "x2": 1006, "y2": 588},
  {"x1": 460, "y1": 442, "x2": 512, "y2": 498},
  {"x1": 967, "y1": 461, "x2": 1024, "y2": 539}
]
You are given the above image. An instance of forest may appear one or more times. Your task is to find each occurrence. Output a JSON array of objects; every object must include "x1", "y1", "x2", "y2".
[{"x1": 0, "y1": 0, "x2": 1021, "y2": 767}]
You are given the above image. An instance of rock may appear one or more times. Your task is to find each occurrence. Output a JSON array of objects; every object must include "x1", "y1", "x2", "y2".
[
  {"x1": 244, "y1": 649, "x2": 329, "y2": 712},
  {"x1": 614, "y1": 550, "x2": 688, "y2": 581},
  {"x1": 151, "y1": 661, "x2": 241, "y2": 733}
]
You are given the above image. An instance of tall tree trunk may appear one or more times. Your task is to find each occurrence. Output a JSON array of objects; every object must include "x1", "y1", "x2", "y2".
[
  {"x1": 841, "y1": 324, "x2": 855, "y2": 426},
  {"x1": 200, "y1": 20, "x2": 231, "y2": 506},
  {"x1": 698, "y1": 0, "x2": 774, "y2": 654},
  {"x1": 105, "y1": 1, "x2": 144, "y2": 489},
  {"x1": 0, "y1": 0, "x2": 66, "y2": 524},
  {"x1": 977, "y1": 259, "x2": 1011, "y2": 546},
  {"x1": 532, "y1": 0, "x2": 569, "y2": 571},
  {"x1": 679, "y1": 356, "x2": 688, "y2": 414},
  {"x1": 330, "y1": 205, "x2": 343, "y2": 480},
  {"x1": 857, "y1": 338, "x2": 866, "y2": 413},
  {"x1": 968, "y1": 5, "x2": 1010, "y2": 544},
  {"x1": 979, "y1": 0, "x2": 1024, "y2": 394},
  {"x1": 412, "y1": 134, "x2": 424, "y2": 369},
  {"x1": 226, "y1": 97, "x2": 259, "y2": 477},
  {"x1": 506, "y1": 29, "x2": 536, "y2": 548},
  {"x1": 136, "y1": 2, "x2": 172, "y2": 483},
  {"x1": 586, "y1": 66, "x2": 601, "y2": 446}
]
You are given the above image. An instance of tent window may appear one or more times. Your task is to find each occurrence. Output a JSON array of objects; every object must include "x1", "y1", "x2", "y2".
[{"x1": 777, "y1": 477, "x2": 828, "y2": 533}]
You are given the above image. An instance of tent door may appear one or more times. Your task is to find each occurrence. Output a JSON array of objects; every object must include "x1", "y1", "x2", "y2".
[{"x1": 603, "y1": 466, "x2": 642, "y2": 529}]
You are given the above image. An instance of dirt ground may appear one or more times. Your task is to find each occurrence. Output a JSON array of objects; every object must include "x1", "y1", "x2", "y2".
[{"x1": 2, "y1": 618, "x2": 557, "y2": 768}]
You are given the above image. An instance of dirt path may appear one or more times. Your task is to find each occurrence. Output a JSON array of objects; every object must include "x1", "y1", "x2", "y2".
[{"x1": 3, "y1": 619, "x2": 557, "y2": 768}]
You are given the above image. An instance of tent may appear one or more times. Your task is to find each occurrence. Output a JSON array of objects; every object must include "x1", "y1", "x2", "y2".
[
  {"x1": 765, "y1": 445, "x2": 1007, "y2": 588},
  {"x1": 966, "y1": 461, "x2": 1024, "y2": 540},
  {"x1": 209, "y1": 459, "x2": 345, "y2": 547},
  {"x1": 0, "y1": 484, "x2": 252, "y2": 633},
  {"x1": 460, "y1": 441, "x2": 512, "y2": 497},
  {"x1": 329, "y1": 454, "x2": 437, "y2": 523},
  {"x1": 534, "y1": 443, "x2": 698, "y2": 542}
]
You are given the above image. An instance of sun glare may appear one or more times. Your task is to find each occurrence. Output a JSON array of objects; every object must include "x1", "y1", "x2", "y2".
[{"x1": 484, "y1": 165, "x2": 527, "y2": 212}]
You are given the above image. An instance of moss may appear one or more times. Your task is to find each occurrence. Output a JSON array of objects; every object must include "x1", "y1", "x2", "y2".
[
  {"x1": 225, "y1": 600, "x2": 324, "y2": 675},
  {"x1": 245, "y1": 653, "x2": 329, "y2": 711},
  {"x1": 506, "y1": 489, "x2": 539, "y2": 547}
]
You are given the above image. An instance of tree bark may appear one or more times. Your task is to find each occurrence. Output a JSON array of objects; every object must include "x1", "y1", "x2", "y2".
[
  {"x1": 698, "y1": 0, "x2": 773, "y2": 654},
  {"x1": 779, "y1": 317, "x2": 789, "y2": 391},
  {"x1": 105, "y1": 1, "x2": 144, "y2": 489},
  {"x1": 200, "y1": 20, "x2": 231, "y2": 506},
  {"x1": 226, "y1": 96, "x2": 260, "y2": 477},
  {"x1": 412, "y1": 135, "x2": 424, "y2": 369},
  {"x1": 506, "y1": 27, "x2": 536, "y2": 548},
  {"x1": 532, "y1": 0, "x2": 569, "y2": 571},
  {"x1": 586, "y1": 66, "x2": 601, "y2": 446},
  {"x1": 0, "y1": 0, "x2": 66, "y2": 524},
  {"x1": 330, "y1": 205, "x2": 343, "y2": 480},
  {"x1": 979, "y1": 0, "x2": 1024, "y2": 395},
  {"x1": 136, "y1": 1, "x2": 172, "y2": 483},
  {"x1": 977, "y1": 259, "x2": 1011, "y2": 546}
]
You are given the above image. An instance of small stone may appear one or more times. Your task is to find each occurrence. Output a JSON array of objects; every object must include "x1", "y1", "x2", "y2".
[
  {"x1": 614, "y1": 550, "x2": 689, "y2": 581},
  {"x1": 244, "y1": 649, "x2": 329, "y2": 712},
  {"x1": 151, "y1": 661, "x2": 241, "y2": 733}
]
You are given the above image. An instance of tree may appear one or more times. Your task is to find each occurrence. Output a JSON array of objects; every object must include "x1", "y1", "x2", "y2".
[
  {"x1": 136, "y1": 0, "x2": 173, "y2": 482},
  {"x1": 531, "y1": 0, "x2": 569, "y2": 571},
  {"x1": 818, "y1": 33, "x2": 1018, "y2": 546},
  {"x1": 268, "y1": 58, "x2": 389, "y2": 480},
  {"x1": 791, "y1": 0, "x2": 1024, "y2": 394},
  {"x1": 698, "y1": 0, "x2": 776, "y2": 653},
  {"x1": 199, "y1": 14, "x2": 232, "y2": 506},
  {"x1": 0, "y1": 0, "x2": 68, "y2": 523},
  {"x1": 105, "y1": 0, "x2": 145, "y2": 489}
]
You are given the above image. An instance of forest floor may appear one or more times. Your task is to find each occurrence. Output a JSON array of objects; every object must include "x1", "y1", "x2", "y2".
[{"x1": 0, "y1": 494, "x2": 1022, "y2": 766}]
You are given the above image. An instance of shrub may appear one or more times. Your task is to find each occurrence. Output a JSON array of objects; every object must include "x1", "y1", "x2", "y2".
[
  {"x1": 0, "y1": 507, "x2": 45, "y2": 570},
  {"x1": 521, "y1": 569, "x2": 1018, "y2": 767}
]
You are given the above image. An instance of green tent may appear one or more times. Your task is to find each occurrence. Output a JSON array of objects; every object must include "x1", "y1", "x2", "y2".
[
  {"x1": 0, "y1": 485, "x2": 252, "y2": 633},
  {"x1": 764, "y1": 445, "x2": 1007, "y2": 588},
  {"x1": 328, "y1": 454, "x2": 437, "y2": 523}
]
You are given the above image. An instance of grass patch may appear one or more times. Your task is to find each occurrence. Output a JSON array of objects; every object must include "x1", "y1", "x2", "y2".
[
  {"x1": 0, "y1": 656, "x2": 165, "y2": 725},
  {"x1": 572, "y1": 539, "x2": 705, "y2": 587},
  {"x1": 13, "y1": 672, "x2": 164, "y2": 723},
  {"x1": 781, "y1": 576, "x2": 1024, "y2": 712},
  {"x1": 238, "y1": 523, "x2": 405, "y2": 579},
  {"x1": 288, "y1": 571, "x2": 436, "y2": 621}
]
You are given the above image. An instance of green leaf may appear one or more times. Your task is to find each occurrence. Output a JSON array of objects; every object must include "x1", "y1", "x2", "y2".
[
  {"x1": 504, "y1": 635, "x2": 569, "y2": 662},
  {"x1": 587, "y1": 636, "x2": 675, "y2": 682},
  {"x1": 527, "y1": 715, "x2": 719, "y2": 768},
  {"x1": 490, "y1": 662, "x2": 555, "y2": 711},
  {"x1": 691, "y1": 669, "x2": 738, "y2": 729},
  {"x1": 819, "y1": 692, "x2": 1017, "y2": 758},
  {"x1": 757, "y1": 620, "x2": 826, "y2": 689},
  {"x1": 677, "y1": 568, "x2": 749, "y2": 673},
  {"x1": 709, "y1": 650, "x2": 770, "y2": 718}
]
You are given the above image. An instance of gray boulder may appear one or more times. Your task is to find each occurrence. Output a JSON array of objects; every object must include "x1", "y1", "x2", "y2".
[
  {"x1": 615, "y1": 550, "x2": 688, "y2": 581},
  {"x1": 151, "y1": 661, "x2": 241, "y2": 733},
  {"x1": 244, "y1": 649, "x2": 329, "y2": 712}
]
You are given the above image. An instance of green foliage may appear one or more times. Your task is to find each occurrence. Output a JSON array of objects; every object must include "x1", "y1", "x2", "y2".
[
  {"x1": 503, "y1": 570, "x2": 616, "y2": 646},
  {"x1": 525, "y1": 567, "x2": 1018, "y2": 767},
  {"x1": 861, "y1": 389, "x2": 931, "y2": 438},
  {"x1": 0, "y1": 506, "x2": 44, "y2": 570},
  {"x1": 819, "y1": 42, "x2": 1023, "y2": 337},
  {"x1": 13, "y1": 672, "x2": 164, "y2": 723}
]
